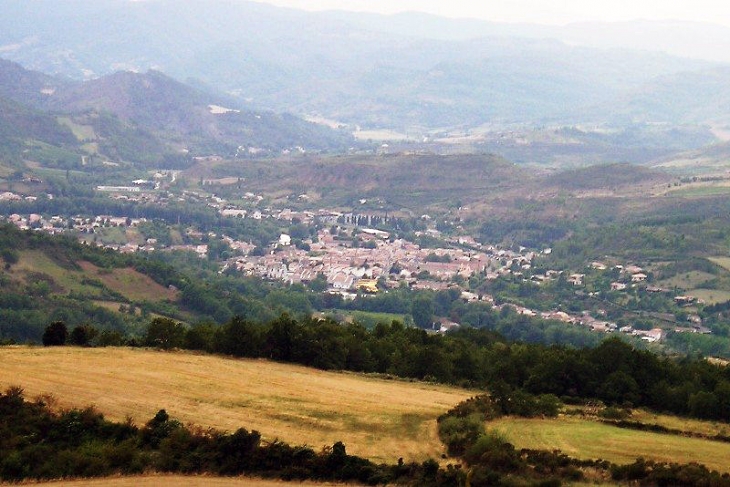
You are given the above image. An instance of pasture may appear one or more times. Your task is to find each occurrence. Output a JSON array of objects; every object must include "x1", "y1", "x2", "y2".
[
  {"x1": 9, "y1": 251, "x2": 176, "y2": 303},
  {"x1": 490, "y1": 416, "x2": 730, "y2": 473}
]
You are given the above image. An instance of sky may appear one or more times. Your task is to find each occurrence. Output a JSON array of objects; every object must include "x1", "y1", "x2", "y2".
[{"x1": 256, "y1": 0, "x2": 730, "y2": 27}]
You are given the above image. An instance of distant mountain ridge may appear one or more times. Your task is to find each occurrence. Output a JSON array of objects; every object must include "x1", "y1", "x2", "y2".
[
  {"x1": 609, "y1": 66, "x2": 730, "y2": 125},
  {"x1": 0, "y1": 0, "x2": 722, "y2": 132},
  {"x1": 0, "y1": 58, "x2": 69, "y2": 108},
  {"x1": 0, "y1": 59, "x2": 354, "y2": 167},
  {"x1": 331, "y1": 12, "x2": 730, "y2": 63}
]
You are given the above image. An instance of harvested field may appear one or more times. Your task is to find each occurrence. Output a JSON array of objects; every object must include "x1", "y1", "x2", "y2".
[{"x1": 0, "y1": 347, "x2": 474, "y2": 463}]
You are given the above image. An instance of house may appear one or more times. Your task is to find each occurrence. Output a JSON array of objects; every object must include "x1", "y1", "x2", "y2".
[
  {"x1": 624, "y1": 265, "x2": 644, "y2": 275},
  {"x1": 635, "y1": 328, "x2": 664, "y2": 343},
  {"x1": 0, "y1": 192, "x2": 21, "y2": 201},
  {"x1": 611, "y1": 282, "x2": 627, "y2": 291},
  {"x1": 279, "y1": 234, "x2": 292, "y2": 246},
  {"x1": 220, "y1": 208, "x2": 247, "y2": 218},
  {"x1": 675, "y1": 296, "x2": 697, "y2": 306},
  {"x1": 460, "y1": 291, "x2": 479, "y2": 302},
  {"x1": 568, "y1": 273, "x2": 585, "y2": 286},
  {"x1": 331, "y1": 273, "x2": 355, "y2": 290},
  {"x1": 438, "y1": 319, "x2": 461, "y2": 334},
  {"x1": 631, "y1": 273, "x2": 648, "y2": 282},
  {"x1": 687, "y1": 315, "x2": 702, "y2": 325},
  {"x1": 361, "y1": 228, "x2": 390, "y2": 240}
]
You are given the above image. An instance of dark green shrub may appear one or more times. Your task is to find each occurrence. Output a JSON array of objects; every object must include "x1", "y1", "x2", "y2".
[{"x1": 42, "y1": 321, "x2": 67, "y2": 346}]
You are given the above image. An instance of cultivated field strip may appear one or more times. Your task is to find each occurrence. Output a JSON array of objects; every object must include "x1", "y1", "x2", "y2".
[
  {"x1": 30, "y1": 475, "x2": 355, "y2": 486},
  {"x1": 491, "y1": 416, "x2": 730, "y2": 473},
  {"x1": 0, "y1": 346, "x2": 474, "y2": 463}
]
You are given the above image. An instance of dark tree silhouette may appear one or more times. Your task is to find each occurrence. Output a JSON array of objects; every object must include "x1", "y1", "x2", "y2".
[{"x1": 42, "y1": 321, "x2": 68, "y2": 346}]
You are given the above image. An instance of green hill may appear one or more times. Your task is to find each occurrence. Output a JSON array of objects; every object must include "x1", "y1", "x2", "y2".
[
  {"x1": 543, "y1": 162, "x2": 672, "y2": 192},
  {"x1": 0, "y1": 59, "x2": 356, "y2": 171},
  {"x1": 46, "y1": 70, "x2": 354, "y2": 156},
  {"x1": 192, "y1": 152, "x2": 527, "y2": 209}
]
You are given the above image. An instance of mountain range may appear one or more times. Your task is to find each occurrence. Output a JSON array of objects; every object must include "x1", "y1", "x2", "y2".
[
  {"x1": 1, "y1": 0, "x2": 727, "y2": 134},
  {"x1": 0, "y1": 58, "x2": 354, "y2": 169}
]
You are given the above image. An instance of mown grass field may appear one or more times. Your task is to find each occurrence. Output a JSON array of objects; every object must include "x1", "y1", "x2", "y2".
[
  {"x1": 686, "y1": 288, "x2": 730, "y2": 305},
  {"x1": 13, "y1": 250, "x2": 92, "y2": 295},
  {"x1": 0, "y1": 347, "x2": 474, "y2": 463},
  {"x1": 709, "y1": 256, "x2": 730, "y2": 272},
  {"x1": 321, "y1": 309, "x2": 410, "y2": 329},
  {"x1": 655, "y1": 270, "x2": 715, "y2": 290},
  {"x1": 630, "y1": 409, "x2": 730, "y2": 437},
  {"x1": 666, "y1": 183, "x2": 730, "y2": 197},
  {"x1": 57, "y1": 117, "x2": 97, "y2": 141},
  {"x1": 490, "y1": 416, "x2": 730, "y2": 473}
]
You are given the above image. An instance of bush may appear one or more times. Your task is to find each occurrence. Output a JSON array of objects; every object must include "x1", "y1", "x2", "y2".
[
  {"x1": 70, "y1": 325, "x2": 98, "y2": 346},
  {"x1": 438, "y1": 413, "x2": 485, "y2": 456},
  {"x1": 42, "y1": 321, "x2": 67, "y2": 346},
  {"x1": 599, "y1": 406, "x2": 631, "y2": 420},
  {"x1": 464, "y1": 430, "x2": 523, "y2": 472}
]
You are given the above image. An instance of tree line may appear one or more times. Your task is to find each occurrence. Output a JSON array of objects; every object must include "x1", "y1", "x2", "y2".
[{"x1": 43, "y1": 313, "x2": 730, "y2": 422}]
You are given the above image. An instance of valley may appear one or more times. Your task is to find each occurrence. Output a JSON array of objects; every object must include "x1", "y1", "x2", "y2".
[{"x1": 2, "y1": 1, "x2": 730, "y2": 485}]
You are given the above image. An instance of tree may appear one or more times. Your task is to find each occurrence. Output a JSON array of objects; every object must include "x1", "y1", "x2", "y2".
[
  {"x1": 411, "y1": 296, "x2": 434, "y2": 329},
  {"x1": 309, "y1": 273, "x2": 328, "y2": 293},
  {"x1": 144, "y1": 318, "x2": 186, "y2": 349},
  {"x1": 0, "y1": 249, "x2": 19, "y2": 266},
  {"x1": 69, "y1": 325, "x2": 98, "y2": 346},
  {"x1": 42, "y1": 321, "x2": 68, "y2": 346},
  {"x1": 215, "y1": 316, "x2": 262, "y2": 357}
]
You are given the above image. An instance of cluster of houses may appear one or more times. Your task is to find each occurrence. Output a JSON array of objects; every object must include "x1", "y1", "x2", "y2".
[
  {"x1": 1, "y1": 182, "x2": 717, "y2": 342},
  {"x1": 221, "y1": 226, "x2": 536, "y2": 299}
]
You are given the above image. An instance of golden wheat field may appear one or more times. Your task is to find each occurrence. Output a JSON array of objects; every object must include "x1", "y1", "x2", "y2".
[
  {"x1": 0, "y1": 346, "x2": 475, "y2": 463},
  {"x1": 24, "y1": 475, "x2": 354, "y2": 486}
]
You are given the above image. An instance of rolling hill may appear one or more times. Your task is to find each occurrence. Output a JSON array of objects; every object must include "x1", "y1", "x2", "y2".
[
  {"x1": 0, "y1": 346, "x2": 474, "y2": 463},
  {"x1": 44, "y1": 69, "x2": 354, "y2": 155},
  {"x1": 186, "y1": 152, "x2": 530, "y2": 209},
  {"x1": 0, "y1": 59, "x2": 355, "y2": 169},
  {"x1": 542, "y1": 162, "x2": 673, "y2": 192},
  {"x1": 608, "y1": 66, "x2": 730, "y2": 126},
  {"x1": 0, "y1": 95, "x2": 76, "y2": 150}
]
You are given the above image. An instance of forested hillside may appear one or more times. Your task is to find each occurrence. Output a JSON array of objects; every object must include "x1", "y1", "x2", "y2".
[{"x1": 0, "y1": 59, "x2": 355, "y2": 171}]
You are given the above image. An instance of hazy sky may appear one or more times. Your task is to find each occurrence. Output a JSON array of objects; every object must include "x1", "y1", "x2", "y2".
[{"x1": 257, "y1": 0, "x2": 730, "y2": 26}]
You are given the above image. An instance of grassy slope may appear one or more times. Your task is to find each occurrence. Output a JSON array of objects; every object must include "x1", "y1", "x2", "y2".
[
  {"x1": 186, "y1": 153, "x2": 528, "y2": 209},
  {"x1": 630, "y1": 409, "x2": 730, "y2": 437},
  {"x1": 709, "y1": 257, "x2": 730, "y2": 272},
  {"x1": 654, "y1": 270, "x2": 715, "y2": 290},
  {"x1": 490, "y1": 416, "x2": 730, "y2": 473},
  {"x1": 76, "y1": 261, "x2": 177, "y2": 302},
  {"x1": 10, "y1": 250, "x2": 176, "y2": 303},
  {"x1": 0, "y1": 347, "x2": 474, "y2": 463}
]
